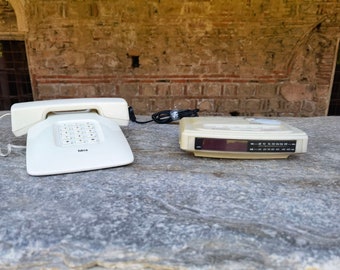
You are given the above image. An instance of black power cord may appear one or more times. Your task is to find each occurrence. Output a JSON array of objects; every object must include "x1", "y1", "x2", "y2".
[{"x1": 129, "y1": 106, "x2": 199, "y2": 124}]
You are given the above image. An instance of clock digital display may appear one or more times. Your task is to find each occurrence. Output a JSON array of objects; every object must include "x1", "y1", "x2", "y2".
[
  {"x1": 195, "y1": 138, "x2": 297, "y2": 153},
  {"x1": 195, "y1": 138, "x2": 248, "y2": 152}
]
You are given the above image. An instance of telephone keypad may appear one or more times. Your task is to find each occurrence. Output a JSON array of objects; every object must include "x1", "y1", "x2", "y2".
[{"x1": 57, "y1": 121, "x2": 100, "y2": 146}]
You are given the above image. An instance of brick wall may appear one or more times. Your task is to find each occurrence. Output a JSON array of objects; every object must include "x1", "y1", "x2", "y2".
[
  {"x1": 4, "y1": 0, "x2": 340, "y2": 116},
  {"x1": 0, "y1": 0, "x2": 17, "y2": 32}
]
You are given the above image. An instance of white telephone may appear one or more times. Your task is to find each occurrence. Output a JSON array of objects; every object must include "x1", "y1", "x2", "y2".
[{"x1": 11, "y1": 98, "x2": 134, "y2": 176}]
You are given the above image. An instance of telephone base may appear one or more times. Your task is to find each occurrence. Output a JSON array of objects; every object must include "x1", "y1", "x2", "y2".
[{"x1": 26, "y1": 112, "x2": 134, "y2": 176}]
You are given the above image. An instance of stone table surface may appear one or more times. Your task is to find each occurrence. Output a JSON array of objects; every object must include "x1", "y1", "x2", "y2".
[{"x1": 0, "y1": 113, "x2": 339, "y2": 270}]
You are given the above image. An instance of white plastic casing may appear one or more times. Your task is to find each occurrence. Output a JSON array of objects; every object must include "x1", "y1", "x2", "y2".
[
  {"x1": 9, "y1": 98, "x2": 134, "y2": 175},
  {"x1": 11, "y1": 98, "x2": 130, "y2": 137},
  {"x1": 26, "y1": 112, "x2": 134, "y2": 176},
  {"x1": 179, "y1": 117, "x2": 308, "y2": 159}
]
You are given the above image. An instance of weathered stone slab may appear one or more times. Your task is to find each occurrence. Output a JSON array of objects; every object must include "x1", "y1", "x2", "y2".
[{"x1": 0, "y1": 113, "x2": 339, "y2": 269}]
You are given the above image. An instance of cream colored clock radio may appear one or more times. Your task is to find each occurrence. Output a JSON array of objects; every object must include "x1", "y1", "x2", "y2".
[{"x1": 179, "y1": 117, "x2": 308, "y2": 159}]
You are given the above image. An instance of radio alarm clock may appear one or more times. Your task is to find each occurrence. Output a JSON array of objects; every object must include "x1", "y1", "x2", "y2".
[{"x1": 179, "y1": 117, "x2": 308, "y2": 159}]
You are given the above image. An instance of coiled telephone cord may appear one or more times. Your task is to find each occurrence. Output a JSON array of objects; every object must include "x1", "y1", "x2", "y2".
[
  {"x1": 129, "y1": 106, "x2": 199, "y2": 124},
  {"x1": 0, "y1": 113, "x2": 26, "y2": 157}
]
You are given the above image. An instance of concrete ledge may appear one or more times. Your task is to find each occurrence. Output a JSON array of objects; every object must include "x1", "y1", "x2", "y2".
[{"x1": 0, "y1": 113, "x2": 339, "y2": 269}]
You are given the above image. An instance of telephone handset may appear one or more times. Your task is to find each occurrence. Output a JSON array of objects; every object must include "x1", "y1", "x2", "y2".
[{"x1": 11, "y1": 98, "x2": 134, "y2": 176}]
